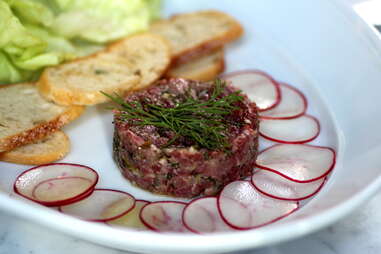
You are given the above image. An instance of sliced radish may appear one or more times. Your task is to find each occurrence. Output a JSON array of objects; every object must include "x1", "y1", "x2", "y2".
[
  {"x1": 259, "y1": 115, "x2": 320, "y2": 144},
  {"x1": 256, "y1": 144, "x2": 336, "y2": 183},
  {"x1": 59, "y1": 189, "x2": 135, "y2": 222},
  {"x1": 251, "y1": 169, "x2": 326, "y2": 201},
  {"x1": 140, "y1": 201, "x2": 190, "y2": 232},
  {"x1": 182, "y1": 197, "x2": 234, "y2": 233},
  {"x1": 222, "y1": 70, "x2": 281, "y2": 111},
  {"x1": 14, "y1": 163, "x2": 98, "y2": 207},
  {"x1": 32, "y1": 177, "x2": 92, "y2": 201},
  {"x1": 218, "y1": 181, "x2": 298, "y2": 229},
  {"x1": 260, "y1": 83, "x2": 307, "y2": 119},
  {"x1": 107, "y1": 200, "x2": 150, "y2": 230}
]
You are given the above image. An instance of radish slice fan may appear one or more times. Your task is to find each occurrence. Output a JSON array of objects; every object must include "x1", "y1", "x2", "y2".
[
  {"x1": 251, "y1": 169, "x2": 326, "y2": 201},
  {"x1": 222, "y1": 70, "x2": 281, "y2": 111},
  {"x1": 108, "y1": 200, "x2": 149, "y2": 230},
  {"x1": 259, "y1": 115, "x2": 320, "y2": 144},
  {"x1": 59, "y1": 189, "x2": 135, "y2": 222},
  {"x1": 14, "y1": 163, "x2": 98, "y2": 206},
  {"x1": 260, "y1": 83, "x2": 307, "y2": 119},
  {"x1": 218, "y1": 181, "x2": 298, "y2": 229},
  {"x1": 182, "y1": 197, "x2": 234, "y2": 233},
  {"x1": 256, "y1": 144, "x2": 336, "y2": 183},
  {"x1": 140, "y1": 201, "x2": 189, "y2": 232}
]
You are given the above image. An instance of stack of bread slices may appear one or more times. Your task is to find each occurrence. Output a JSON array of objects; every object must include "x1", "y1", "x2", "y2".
[{"x1": 0, "y1": 10, "x2": 243, "y2": 165}]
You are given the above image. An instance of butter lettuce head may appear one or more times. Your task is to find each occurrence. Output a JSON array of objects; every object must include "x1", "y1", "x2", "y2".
[
  {"x1": 51, "y1": 0, "x2": 151, "y2": 43},
  {"x1": 0, "y1": 1, "x2": 63, "y2": 83},
  {"x1": 0, "y1": 0, "x2": 161, "y2": 84}
]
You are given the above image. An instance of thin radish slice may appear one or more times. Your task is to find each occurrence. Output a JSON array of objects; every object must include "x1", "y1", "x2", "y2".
[
  {"x1": 256, "y1": 144, "x2": 336, "y2": 183},
  {"x1": 107, "y1": 200, "x2": 150, "y2": 230},
  {"x1": 14, "y1": 163, "x2": 98, "y2": 207},
  {"x1": 140, "y1": 201, "x2": 190, "y2": 232},
  {"x1": 251, "y1": 169, "x2": 326, "y2": 201},
  {"x1": 59, "y1": 189, "x2": 135, "y2": 222},
  {"x1": 218, "y1": 181, "x2": 298, "y2": 229},
  {"x1": 260, "y1": 83, "x2": 307, "y2": 119},
  {"x1": 32, "y1": 177, "x2": 92, "y2": 201},
  {"x1": 221, "y1": 70, "x2": 281, "y2": 111},
  {"x1": 259, "y1": 115, "x2": 320, "y2": 144},
  {"x1": 182, "y1": 197, "x2": 234, "y2": 233}
]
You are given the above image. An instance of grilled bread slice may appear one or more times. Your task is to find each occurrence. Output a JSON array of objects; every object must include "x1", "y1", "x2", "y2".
[
  {"x1": 165, "y1": 48, "x2": 225, "y2": 81},
  {"x1": 0, "y1": 83, "x2": 84, "y2": 152},
  {"x1": 150, "y1": 10, "x2": 243, "y2": 65},
  {"x1": 0, "y1": 131, "x2": 70, "y2": 165},
  {"x1": 37, "y1": 33, "x2": 171, "y2": 105}
]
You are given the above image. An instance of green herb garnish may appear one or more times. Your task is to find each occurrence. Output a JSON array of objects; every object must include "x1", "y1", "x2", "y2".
[
  {"x1": 94, "y1": 69, "x2": 108, "y2": 75},
  {"x1": 103, "y1": 79, "x2": 244, "y2": 151}
]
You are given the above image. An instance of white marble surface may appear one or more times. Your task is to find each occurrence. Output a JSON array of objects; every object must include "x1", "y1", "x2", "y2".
[
  {"x1": 1, "y1": 1, "x2": 380, "y2": 254},
  {"x1": 0, "y1": 191, "x2": 380, "y2": 254}
]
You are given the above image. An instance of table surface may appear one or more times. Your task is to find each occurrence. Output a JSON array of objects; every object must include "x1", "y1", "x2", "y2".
[{"x1": 1, "y1": 1, "x2": 380, "y2": 254}]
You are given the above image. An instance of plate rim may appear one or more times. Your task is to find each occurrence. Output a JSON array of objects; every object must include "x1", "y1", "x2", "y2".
[{"x1": 1, "y1": 0, "x2": 381, "y2": 252}]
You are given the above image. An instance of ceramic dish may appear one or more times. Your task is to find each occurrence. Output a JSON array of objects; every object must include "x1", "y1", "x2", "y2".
[{"x1": 1, "y1": 0, "x2": 381, "y2": 253}]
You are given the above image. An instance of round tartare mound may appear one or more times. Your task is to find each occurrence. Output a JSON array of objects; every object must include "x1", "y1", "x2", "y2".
[{"x1": 113, "y1": 78, "x2": 259, "y2": 198}]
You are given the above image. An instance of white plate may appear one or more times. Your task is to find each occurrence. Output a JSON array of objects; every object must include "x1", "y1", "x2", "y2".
[{"x1": 1, "y1": 0, "x2": 381, "y2": 253}]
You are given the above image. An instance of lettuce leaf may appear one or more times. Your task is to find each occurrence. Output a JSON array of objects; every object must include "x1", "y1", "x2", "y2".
[
  {"x1": 144, "y1": 0, "x2": 162, "y2": 20},
  {"x1": 0, "y1": 0, "x2": 162, "y2": 84},
  {"x1": 51, "y1": 0, "x2": 151, "y2": 43},
  {"x1": 0, "y1": 52, "x2": 24, "y2": 83},
  {"x1": 4, "y1": 0, "x2": 54, "y2": 26},
  {"x1": 0, "y1": 1, "x2": 60, "y2": 83}
]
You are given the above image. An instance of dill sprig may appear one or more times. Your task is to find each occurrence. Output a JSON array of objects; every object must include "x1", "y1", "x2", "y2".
[{"x1": 103, "y1": 79, "x2": 244, "y2": 150}]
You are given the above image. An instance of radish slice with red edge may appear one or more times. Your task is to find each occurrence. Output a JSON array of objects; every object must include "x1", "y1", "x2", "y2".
[
  {"x1": 32, "y1": 177, "x2": 92, "y2": 200},
  {"x1": 256, "y1": 144, "x2": 336, "y2": 183},
  {"x1": 260, "y1": 83, "x2": 307, "y2": 119},
  {"x1": 59, "y1": 188, "x2": 135, "y2": 222},
  {"x1": 182, "y1": 197, "x2": 234, "y2": 233},
  {"x1": 221, "y1": 70, "x2": 281, "y2": 111},
  {"x1": 251, "y1": 169, "x2": 326, "y2": 201},
  {"x1": 259, "y1": 115, "x2": 320, "y2": 144},
  {"x1": 140, "y1": 201, "x2": 190, "y2": 232},
  {"x1": 107, "y1": 200, "x2": 149, "y2": 230},
  {"x1": 14, "y1": 163, "x2": 98, "y2": 207},
  {"x1": 218, "y1": 180, "x2": 298, "y2": 229}
]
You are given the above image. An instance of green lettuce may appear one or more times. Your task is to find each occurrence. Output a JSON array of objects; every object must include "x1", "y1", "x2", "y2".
[
  {"x1": 0, "y1": 0, "x2": 162, "y2": 84},
  {"x1": 4, "y1": 0, "x2": 55, "y2": 26},
  {"x1": 0, "y1": 1, "x2": 64, "y2": 83},
  {"x1": 51, "y1": 0, "x2": 151, "y2": 43}
]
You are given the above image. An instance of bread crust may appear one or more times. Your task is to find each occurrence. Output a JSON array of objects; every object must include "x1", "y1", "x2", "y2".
[
  {"x1": 0, "y1": 131, "x2": 70, "y2": 165},
  {"x1": 0, "y1": 105, "x2": 83, "y2": 152},
  {"x1": 37, "y1": 70, "x2": 139, "y2": 106},
  {"x1": 165, "y1": 48, "x2": 225, "y2": 81},
  {"x1": 37, "y1": 33, "x2": 171, "y2": 106},
  {"x1": 151, "y1": 10, "x2": 243, "y2": 65}
]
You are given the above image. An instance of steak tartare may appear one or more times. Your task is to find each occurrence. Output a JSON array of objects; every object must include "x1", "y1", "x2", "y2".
[{"x1": 112, "y1": 78, "x2": 259, "y2": 198}]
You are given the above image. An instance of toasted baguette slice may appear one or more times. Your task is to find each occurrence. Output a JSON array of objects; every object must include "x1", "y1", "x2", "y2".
[
  {"x1": 38, "y1": 33, "x2": 171, "y2": 105},
  {"x1": 107, "y1": 33, "x2": 171, "y2": 91},
  {"x1": 165, "y1": 48, "x2": 225, "y2": 81},
  {"x1": 150, "y1": 10, "x2": 243, "y2": 65},
  {"x1": 0, "y1": 83, "x2": 84, "y2": 152},
  {"x1": 0, "y1": 131, "x2": 70, "y2": 165}
]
